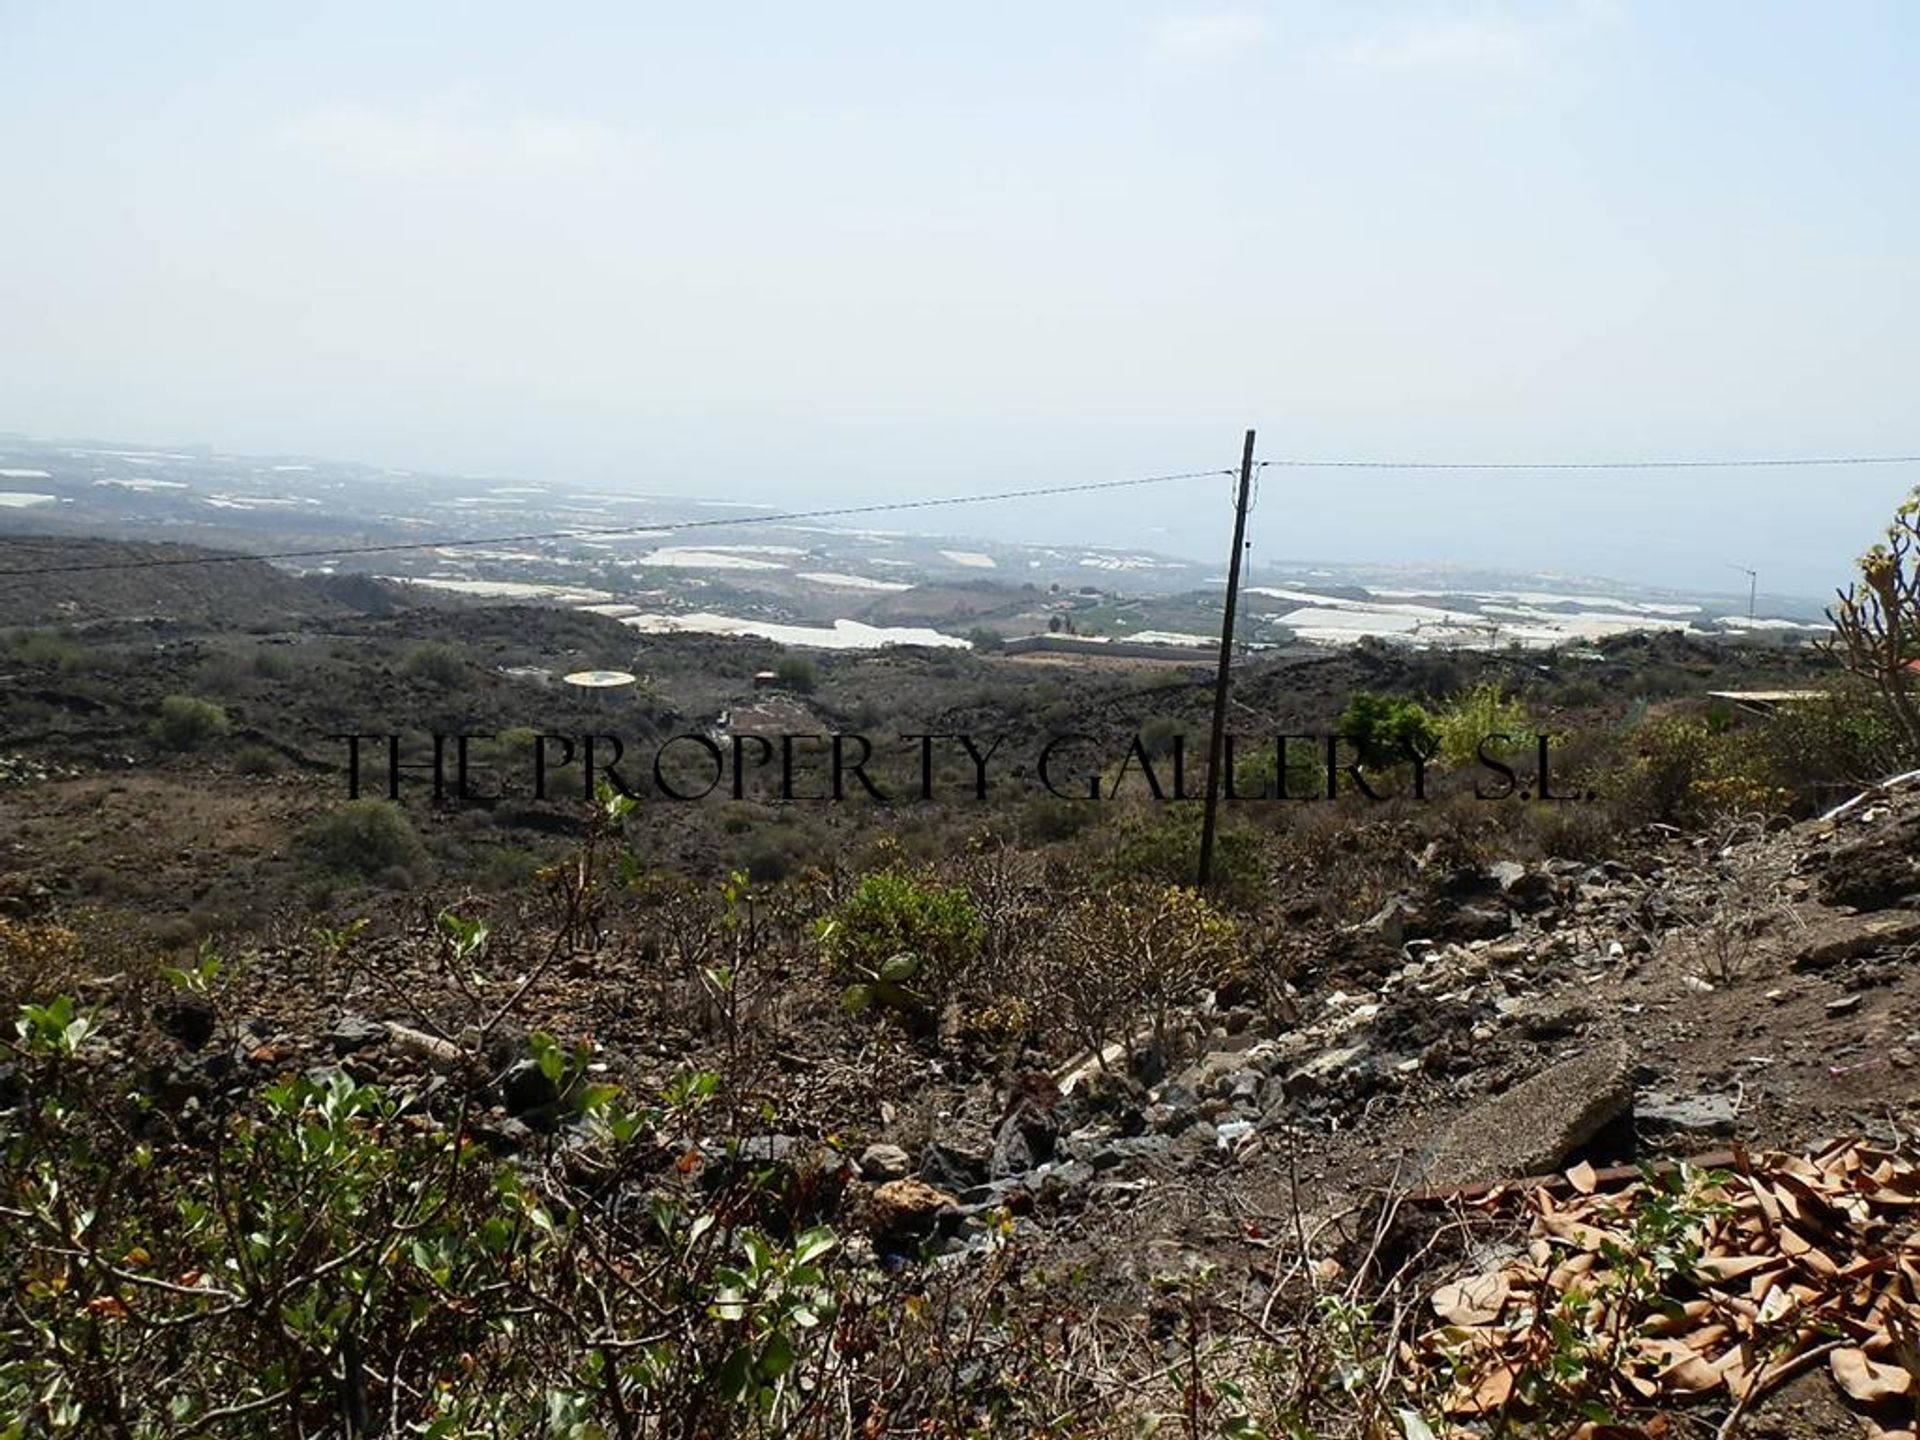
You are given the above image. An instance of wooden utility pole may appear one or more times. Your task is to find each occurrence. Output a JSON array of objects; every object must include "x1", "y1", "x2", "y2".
[{"x1": 1198, "y1": 429, "x2": 1256, "y2": 891}]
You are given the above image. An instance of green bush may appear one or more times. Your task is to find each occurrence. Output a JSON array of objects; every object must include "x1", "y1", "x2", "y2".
[
  {"x1": 1, "y1": 628, "x2": 87, "y2": 671},
  {"x1": 1094, "y1": 809, "x2": 1265, "y2": 910},
  {"x1": 1609, "y1": 714, "x2": 1791, "y2": 825},
  {"x1": 486, "y1": 725, "x2": 544, "y2": 771},
  {"x1": 1, "y1": 1016, "x2": 850, "y2": 1436},
  {"x1": 1017, "y1": 794, "x2": 1097, "y2": 843},
  {"x1": 299, "y1": 800, "x2": 429, "y2": 885},
  {"x1": 402, "y1": 641, "x2": 470, "y2": 686},
  {"x1": 1755, "y1": 682, "x2": 1918, "y2": 811},
  {"x1": 1337, "y1": 692, "x2": 1436, "y2": 769},
  {"x1": 149, "y1": 694, "x2": 230, "y2": 751},
  {"x1": 1231, "y1": 740, "x2": 1319, "y2": 800},
  {"x1": 476, "y1": 845, "x2": 543, "y2": 890},
  {"x1": 1137, "y1": 715, "x2": 1183, "y2": 758},
  {"x1": 816, "y1": 869, "x2": 983, "y2": 1018},
  {"x1": 774, "y1": 654, "x2": 818, "y2": 694},
  {"x1": 1432, "y1": 682, "x2": 1534, "y2": 767},
  {"x1": 250, "y1": 646, "x2": 297, "y2": 680},
  {"x1": 231, "y1": 743, "x2": 282, "y2": 776}
]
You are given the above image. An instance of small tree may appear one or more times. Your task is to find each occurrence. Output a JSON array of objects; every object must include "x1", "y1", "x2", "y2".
[
  {"x1": 1828, "y1": 490, "x2": 1920, "y2": 753},
  {"x1": 1432, "y1": 682, "x2": 1533, "y2": 767},
  {"x1": 1049, "y1": 885, "x2": 1236, "y2": 1076},
  {"x1": 1337, "y1": 692, "x2": 1436, "y2": 769}
]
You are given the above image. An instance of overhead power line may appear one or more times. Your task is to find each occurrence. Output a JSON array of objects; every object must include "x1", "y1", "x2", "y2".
[
  {"x1": 0, "y1": 467, "x2": 1235, "y2": 578},
  {"x1": 1, "y1": 449, "x2": 1916, "y2": 580},
  {"x1": 1258, "y1": 453, "x2": 1920, "y2": 471}
]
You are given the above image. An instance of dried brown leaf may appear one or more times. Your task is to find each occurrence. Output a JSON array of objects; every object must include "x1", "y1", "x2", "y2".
[
  {"x1": 1832, "y1": 1347, "x2": 1917, "y2": 1403},
  {"x1": 1432, "y1": 1271, "x2": 1510, "y2": 1327}
]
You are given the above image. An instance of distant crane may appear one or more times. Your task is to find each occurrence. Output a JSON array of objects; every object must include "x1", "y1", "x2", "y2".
[{"x1": 1728, "y1": 564, "x2": 1757, "y2": 619}]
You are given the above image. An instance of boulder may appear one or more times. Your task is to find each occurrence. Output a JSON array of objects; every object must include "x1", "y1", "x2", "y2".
[
  {"x1": 1418, "y1": 1037, "x2": 1634, "y2": 1189},
  {"x1": 1794, "y1": 913, "x2": 1920, "y2": 971},
  {"x1": 920, "y1": 1140, "x2": 989, "y2": 1193},
  {"x1": 868, "y1": 1178, "x2": 956, "y2": 1241},
  {"x1": 858, "y1": 1142, "x2": 913, "y2": 1182}
]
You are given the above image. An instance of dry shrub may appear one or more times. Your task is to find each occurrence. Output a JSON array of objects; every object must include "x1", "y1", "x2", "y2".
[{"x1": 1043, "y1": 884, "x2": 1237, "y2": 1075}]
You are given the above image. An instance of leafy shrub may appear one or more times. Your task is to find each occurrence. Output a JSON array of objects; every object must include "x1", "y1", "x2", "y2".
[
  {"x1": 476, "y1": 845, "x2": 543, "y2": 890},
  {"x1": 1, "y1": 1016, "x2": 851, "y2": 1437},
  {"x1": 402, "y1": 641, "x2": 470, "y2": 686},
  {"x1": 1609, "y1": 715, "x2": 1791, "y2": 825},
  {"x1": 1138, "y1": 715, "x2": 1183, "y2": 758},
  {"x1": 1337, "y1": 692, "x2": 1436, "y2": 769},
  {"x1": 1095, "y1": 809, "x2": 1265, "y2": 910},
  {"x1": 148, "y1": 694, "x2": 230, "y2": 751},
  {"x1": 816, "y1": 869, "x2": 983, "y2": 1020},
  {"x1": 1017, "y1": 794, "x2": 1096, "y2": 844},
  {"x1": 250, "y1": 646, "x2": 297, "y2": 680},
  {"x1": 1757, "y1": 681, "x2": 1917, "y2": 810},
  {"x1": 774, "y1": 654, "x2": 818, "y2": 694},
  {"x1": 482, "y1": 725, "x2": 544, "y2": 773},
  {"x1": 1231, "y1": 741, "x2": 1319, "y2": 800},
  {"x1": 192, "y1": 651, "x2": 256, "y2": 696},
  {"x1": 1558, "y1": 677, "x2": 1608, "y2": 708},
  {"x1": 1, "y1": 628, "x2": 88, "y2": 670},
  {"x1": 1432, "y1": 682, "x2": 1533, "y2": 767},
  {"x1": 231, "y1": 743, "x2": 282, "y2": 776},
  {"x1": 299, "y1": 800, "x2": 429, "y2": 885}
]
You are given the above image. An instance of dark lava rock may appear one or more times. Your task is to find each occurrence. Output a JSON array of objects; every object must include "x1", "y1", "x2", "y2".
[
  {"x1": 1495, "y1": 865, "x2": 1558, "y2": 912},
  {"x1": 1818, "y1": 834, "x2": 1920, "y2": 912},
  {"x1": 990, "y1": 1102, "x2": 1057, "y2": 1180},
  {"x1": 1070, "y1": 1133, "x2": 1172, "y2": 1169},
  {"x1": 920, "y1": 1140, "x2": 989, "y2": 1193},
  {"x1": 1440, "y1": 867, "x2": 1503, "y2": 901},
  {"x1": 1034, "y1": 1160, "x2": 1096, "y2": 1208},
  {"x1": 1157, "y1": 1081, "x2": 1201, "y2": 1110},
  {"x1": 499, "y1": 1059, "x2": 560, "y2": 1117},
  {"x1": 326, "y1": 1013, "x2": 389, "y2": 1056},
  {"x1": 473, "y1": 1116, "x2": 537, "y2": 1154},
  {"x1": 1374, "y1": 993, "x2": 1492, "y2": 1054},
  {"x1": 1440, "y1": 903, "x2": 1512, "y2": 943},
  {"x1": 154, "y1": 993, "x2": 217, "y2": 1051}
]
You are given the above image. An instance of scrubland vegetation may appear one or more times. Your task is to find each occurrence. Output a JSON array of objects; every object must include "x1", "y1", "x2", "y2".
[{"x1": 5, "y1": 502, "x2": 1920, "y2": 1436}]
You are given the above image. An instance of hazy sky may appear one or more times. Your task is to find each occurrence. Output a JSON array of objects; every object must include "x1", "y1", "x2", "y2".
[{"x1": 3, "y1": 2, "x2": 1916, "y2": 597}]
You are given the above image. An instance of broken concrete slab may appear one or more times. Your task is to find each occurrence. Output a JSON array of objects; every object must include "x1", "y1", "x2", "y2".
[
  {"x1": 1416, "y1": 1037, "x2": 1634, "y2": 1190},
  {"x1": 1636, "y1": 1090, "x2": 1739, "y2": 1137}
]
